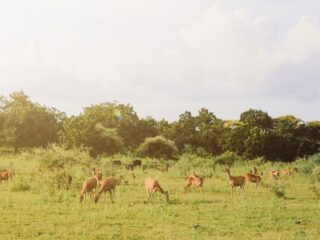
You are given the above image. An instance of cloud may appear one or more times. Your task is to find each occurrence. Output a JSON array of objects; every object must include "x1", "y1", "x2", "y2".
[
  {"x1": 179, "y1": 6, "x2": 320, "y2": 95},
  {"x1": 0, "y1": 2, "x2": 319, "y2": 121}
]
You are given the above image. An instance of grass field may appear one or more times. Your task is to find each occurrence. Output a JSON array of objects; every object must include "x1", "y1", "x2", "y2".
[{"x1": 0, "y1": 153, "x2": 319, "y2": 240}]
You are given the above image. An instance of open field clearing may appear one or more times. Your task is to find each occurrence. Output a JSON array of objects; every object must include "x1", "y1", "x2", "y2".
[{"x1": 0, "y1": 154, "x2": 319, "y2": 240}]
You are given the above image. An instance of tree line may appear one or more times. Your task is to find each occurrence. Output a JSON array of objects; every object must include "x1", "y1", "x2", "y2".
[{"x1": 0, "y1": 91, "x2": 319, "y2": 161}]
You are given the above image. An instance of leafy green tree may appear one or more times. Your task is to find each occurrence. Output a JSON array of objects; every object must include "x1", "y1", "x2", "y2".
[
  {"x1": 296, "y1": 121, "x2": 320, "y2": 157},
  {"x1": 0, "y1": 92, "x2": 64, "y2": 152},
  {"x1": 136, "y1": 116, "x2": 159, "y2": 142},
  {"x1": 60, "y1": 102, "x2": 149, "y2": 155},
  {"x1": 171, "y1": 111, "x2": 198, "y2": 151},
  {"x1": 240, "y1": 109, "x2": 273, "y2": 129},
  {"x1": 222, "y1": 124, "x2": 249, "y2": 155},
  {"x1": 195, "y1": 108, "x2": 224, "y2": 155}
]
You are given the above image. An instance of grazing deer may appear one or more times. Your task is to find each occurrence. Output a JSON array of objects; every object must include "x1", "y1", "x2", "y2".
[
  {"x1": 270, "y1": 170, "x2": 280, "y2": 180},
  {"x1": 93, "y1": 177, "x2": 120, "y2": 203},
  {"x1": 145, "y1": 177, "x2": 169, "y2": 202},
  {"x1": 224, "y1": 168, "x2": 246, "y2": 196},
  {"x1": 184, "y1": 172, "x2": 204, "y2": 194},
  {"x1": 280, "y1": 170, "x2": 292, "y2": 178},
  {"x1": 245, "y1": 172, "x2": 263, "y2": 187},
  {"x1": 79, "y1": 169, "x2": 102, "y2": 202}
]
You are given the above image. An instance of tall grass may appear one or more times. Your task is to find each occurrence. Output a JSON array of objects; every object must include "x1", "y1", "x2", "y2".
[{"x1": 0, "y1": 150, "x2": 320, "y2": 239}]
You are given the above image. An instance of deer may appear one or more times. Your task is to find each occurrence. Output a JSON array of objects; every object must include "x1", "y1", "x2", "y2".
[
  {"x1": 270, "y1": 170, "x2": 280, "y2": 180},
  {"x1": 280, "y1": 170, "x2": 293, "y2": 178},
  {"x1": 93, "y1": 177, "x2": 120, "y2": 203},
  {"x1": 145, "y1": 177, "x2": 169, "y2": 202},
  {"x1": 0, "y1": 170, "x2": 15, "y2": 183},
  {"x1": 57, "y1": 172, "x2": 72, "y2": 189},
  {"x1": 184, "y1": 171, "x2": 204, "y2": 194},
  {"x1": 0, "y1": 171, "x2": 10, "y2": 184},
  {"x1": 79, "y1": 168, "x2": 102, "y2": 203},
  {"x1": 244, "y1": 172, "x2": 263, "y2": 188},
  {"x1": 251, "y1": 166, "x2": 258, "y2": 175},
  {"x1": 224, "y1": 168, "x2": 246, "y2": 196}
]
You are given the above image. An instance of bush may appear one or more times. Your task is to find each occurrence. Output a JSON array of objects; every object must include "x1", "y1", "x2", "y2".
[
  {"x1": 294, "y1": 154, "x2": 320, "y2": 175},
  {"x1": 312, "y1": 166, "x2": 320, "y2": 182},
  {"x1": 311, "y1": 167, "x2": 320, "y2": 198},
  {"x1": 171, "y1": 154, "x2": 216, "y2": 177},
  {"x1": 136, "y1": 136, "x2": 178, "y2": 160},
  {"x1": 271, "y1": 182, "x2": 287, "y2": 198},
  {"x1": 11, "y1": 177, "x2": 31, "y2": 192},
  {"x1": 89, "y1": 124, "x2": 124, "y2": 156},
  {"x1": 213, "y1": 151, "x2": 242, "y2": 166},
  {"x1": 24, "y1": 144, "x2": 92, "y2": 172}
]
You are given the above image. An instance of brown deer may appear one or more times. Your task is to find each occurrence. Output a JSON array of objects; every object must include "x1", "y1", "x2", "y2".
[
  {"x1": 0, "y1": 170, "x2": 14, "y2": 183},
  {"x1": 244, "y1": 172, "x2": 263, "y2": 187},
  {"x1": 93, "y1": 177, "x2": 120, "y2": 203},
  {"x1": 251, "y1": 166, "x2": 258, "y2": 175},
  {"x1": 280, "y1": 170, "x2": 293, "y2": 178},
  {"x1": 270, "y1": 170, "x2": 280, "y2": 180},
  {"x1": 184, "y1": 172, "x2": 204, "y2": 194},
  {"x1": 57, "y1": 172, "x2": 72, "y2": 189},
  {"x1": 224, "y1": 168, "x2": 246, "y2": 196},
  {"x1": 145, "y1": 177, "x2": 169, "y2": 202},
  {"x1": 79, "y1": 169, "x2": 102, "y2": 202}
]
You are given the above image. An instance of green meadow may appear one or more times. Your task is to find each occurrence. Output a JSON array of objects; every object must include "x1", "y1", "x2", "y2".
[{"x1": 0, "y1": 151, "x2": 319, "y2": 240}]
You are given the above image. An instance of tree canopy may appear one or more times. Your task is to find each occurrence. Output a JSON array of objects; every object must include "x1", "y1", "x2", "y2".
[{"x1": 0, "y1": 92, "x2": 319, "y2": 161}]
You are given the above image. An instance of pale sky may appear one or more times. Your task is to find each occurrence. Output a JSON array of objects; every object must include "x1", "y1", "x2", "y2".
[{"x1": 1, "y1": 0, "x2": 320, "y2": 121}]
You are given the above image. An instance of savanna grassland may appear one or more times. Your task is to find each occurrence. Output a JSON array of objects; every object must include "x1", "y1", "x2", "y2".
[{"x1": 0, "y1": 149, "x2": 319, "y2": 240}]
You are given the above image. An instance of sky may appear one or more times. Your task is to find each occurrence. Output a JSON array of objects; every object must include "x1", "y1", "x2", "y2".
[{"x1": 0, "y1": 0, "x2": 320, "y2": 121}]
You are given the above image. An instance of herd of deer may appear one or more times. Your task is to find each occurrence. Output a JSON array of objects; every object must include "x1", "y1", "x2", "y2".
[
  {"x1": 0, "y1": 165, "x2": 294, "y2": 203},
  {"x1": 77, "y1": 165, "x2": 294, "y2": 203}
]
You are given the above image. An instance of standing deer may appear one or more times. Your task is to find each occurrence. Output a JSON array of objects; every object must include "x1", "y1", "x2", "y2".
[
  {"x1": 251, "y1": 166, "x2": 258, "y2": 175},
  {"x1": 145, "y1": 177, "x2": 169, "y2": 202},
  {"x1": 244, "y1": 172, "x2": 263, "y2": 187},
  {"x1": 224, "y1": 168, "x2": 246, "y2": 196},
  {"x1": 184, "y1": 172, "x2": 204, "y2": 194},
  {"x1": 0, "y1": 170, "x2": 14, "y2": 183}
]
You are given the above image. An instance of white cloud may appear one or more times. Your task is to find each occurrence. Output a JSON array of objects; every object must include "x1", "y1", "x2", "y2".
[
  {"x1": 0, "y1": 1, "x2": 319, "y2": 121},
  {"x1": 179, "y1": 6, "x2": 320, "y2": 95}
]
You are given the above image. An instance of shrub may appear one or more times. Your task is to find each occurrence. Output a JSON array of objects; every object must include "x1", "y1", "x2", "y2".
[
  {"x1": 311, "y1": 167, "x2": 320, "y2": 198},
  {"x1": 171, "y1": 154, "x2": 216, "y2": 177},
  {"x1": 89, "y1": 124, "x2": 124, "y2": 156},
  {"x1": 136, "y1": 136, "x2": 178, "y2": 160},
  {"x1": 213, "y1": 151, "x2": 242, "y2": 166},
  {"x1": 312, "y1": 166, "x2": 320, "y2": 182},
  {"x1": 11, "y1": 177, "x2": 31, "y2": 192},
  {"x1": 294, "y1": 154, "x2": 320, "y2": 175},
  {"x1": 24, "y1": 144, "x2": 92, "y2": 172},
  {"x1": 271, "y1": 182, "x2": 287, "y2": 198}
]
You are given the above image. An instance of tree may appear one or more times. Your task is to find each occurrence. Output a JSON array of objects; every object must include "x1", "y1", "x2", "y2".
[
  {"x1": 195, "y1": 108, "x2": 224, "y2": 155},
  {"x1": 172, "y1": 111, "x2": 198, "y2": 151},
  {"x1": 240, "y1": 109, "x2": 273, "y2": 129},
  {"x1": 60, "y1": 102, "x2": 142, "y2": 155},
  {"x1": 0, "y1": 92, "x2": 64, "y2": 152}
]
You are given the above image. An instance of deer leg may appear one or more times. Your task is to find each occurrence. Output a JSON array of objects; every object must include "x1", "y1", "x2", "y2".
[
  {"x1": 184, "y1": 183, "x2": 191, "y2": 194},
  {"x1": 147, "y1": 190, "x2": 151, "y2": 202},
  {"x1": 109, "y1": 190, "x2": 114, "y2": 203}
]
